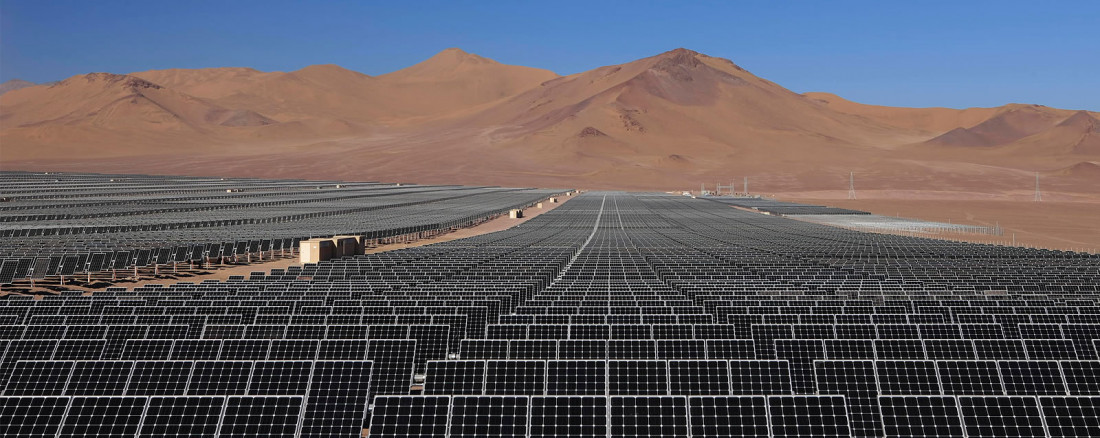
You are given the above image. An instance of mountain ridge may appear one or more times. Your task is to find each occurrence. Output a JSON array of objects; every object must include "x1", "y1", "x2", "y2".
[{"x1": 2, "y1": 48, "x2": 1096, "y2": 194}]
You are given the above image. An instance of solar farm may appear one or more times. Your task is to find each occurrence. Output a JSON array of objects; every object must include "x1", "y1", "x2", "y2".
[{"x1": 2, "y1": 172, "x2": 1100, "y2": 437}]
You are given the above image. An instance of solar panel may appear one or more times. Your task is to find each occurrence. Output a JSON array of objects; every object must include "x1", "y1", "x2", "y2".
[
  {"x1": 559, "y1": 340, "x2": 607, "y2": 359},
  {"x1": 1025, "y1": 339, "x2": 1080, "y2": 360},
  {"x1": 1039, "y1": 396, "x2": 1100, "y2": 438},
  {"x1": 668, "y1": 360, "x2": 730, "y2": 396},
  {"x1": 220, "y1": 395, "x2": 303, "y2": 438},
  {"x1": 924, "y1": 340, "x2": 977, "y2": 360},
  {"x1": 3, "y1": 360, "x2": 73, "y2": 396},
  {"x1": 775, "y1": 339, "x2": 825, "y2": 394},
  {"x1": 138, "y1": 396, "x2": 224, "y2": 437},
  {"x1": 268, "y1": 339, "x2": 319, "y2": 361},
  {"x1": 485, "y1": 360, "x2": 546, "y2": 395},
  {"x1": 0, "y1": 260, "x2": 17, "y2": 284},
  {"x1": 958, "y1": 396, "x2": 1046, "y2": 438},
  {"x1": 825, "y1": 339, "x2": 876, "y2": 360},
  {"x1": 610, "y1": 396, "x2": 689, "y2": 437},
  {"x1": 171, "y1": 340, "x2": 221, "y2": 360},
  {"x1": 367, "y1": 339, "x2": 417, "y2": 396},
  {"x1": 974, "y1": 340, "x2": 1029, "y2": 360},
  {"x1": 530, "y1": 396, "x2": 608, "y2": 438},
  {"x1": 187, "y1": 361, "x2": 252, "y2": 395},
  {"x1": 300, "y1": 360, "x2": 373, "y2": 438},
  {"x1": 768, "y1": 395, "x2": 851, "y2": 437},
  {"x1": 0, "y1": 395, "x2": 70, "y2": 437},
  {"x1": 705, "y1": 340, "x2": 756, "y2": 360},
  {"x1": 65, "y1": 360, "x2": 133, "y2": 396},
  {"x1": 657, "y1": 340, "x2": 707, "y2": 360},
  {"x1": 546, "y1": 360, "x2": 606, "y2": 395},
  {"x1": 999, "y1": 360, "x2": 1067, "y2": 395},
  {"x1": 461, "y1": 339, "x2": 508, "y2": 360},
  {"x1": 728, "y1": 360, "x2": 793, "y2": 395},
  {"x1": 219, "y1": 340, "x2": 270, "y2": 360},
  {"x1": 879, "y1": 395, "x2": 964, "y2": 437},
  {"x1": 608, "y1": 340, "x2": 656, "y2": 360},
  {"x1": 814, "y1": 360, "x2": 882, "y2": 437},
  {"x1": 688, "y1": 396, "x2": 769, "y2": 437},
  {"x1": 937, "y1": 360, "x2": 1004, "y2": 395},
  {"x1": 875, "y1": 340, "x2": 926, "y2": 360},
  {"x1": 875, "y1": 360, "x2": 941, "y2": 395},
  {"x1": 53, "y1": 338, "x2": 106, "y2": 360},
  {"x1": 1061, "y1": 361, "x2": 1100, "y2": 395},
  {"x1": 58, "y1": 396, "x2": 147, "y2": 438},
  {"x1": 424, "y1": 360, "x2": 485, "y2": 395},
  {"x1": 30, "y1": 258, "x2": 51, "y2": 280},
  {"x1": 510, "y1": 340, "x2": 558, "y2": 360},
  {"x1": 126, "y1": 361, "x2": 192, "y2": 396},
  {"x1": 369, "y1": 395, "x2": 450, "y2": 438},
  {"x1": 408, "y1": 324, "x2": 450, "y2": 369},
  {"x1": 449, "y1": 395, "x2": 529, "y2": 437},
  {"x1": 318, "y1": 339, "x2": 369, "y2": 360},
  {"x1": 248, "y1": 361, "x2": 312, "y2": 395},
  {"x1": 609, "y1": 360, "x2": 669, "y2": 395}
]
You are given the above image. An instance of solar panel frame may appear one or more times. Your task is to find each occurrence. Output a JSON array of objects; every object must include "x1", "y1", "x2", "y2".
[
  {"x1": 768, "y1": 395, "x2": 852, "y2": 437},
  {"x1": 137, "y1": 395, "x2": 225, "y2": 437},
  {"x1": 449, "y1": 395, "x2": 530, "y2": 438},
  {"x1": 529, "y1": 395, "x2": 609, "y2": 438},
  {"x1": 609, "y1": 395, "x2": 690, "y2": 437},
  {"x1": 0, "y1": 395, "x2": 70, "y2": 438},
  {"x1": 368, "y1": 395, "x2": 450, "y2": 438},
  {"x1": 878, "y1": 395, "x2": 965, "y2": 438},
  {"x1": 219, "y1": 395, "x2": 304, "y2": 438},
  {"x1": 688, "y1": 395, "x2": 769, "y2": 438},
  {"x1": 958, "y1": 395, "x2": 1047, "y2": 438},
  {"x1": 58, "y1": 395, "x2": 147, "y2": 438}
]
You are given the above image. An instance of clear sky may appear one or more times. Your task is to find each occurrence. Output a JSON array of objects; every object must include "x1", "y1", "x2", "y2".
[{"x1": 2, "y1": 0, "x2": 1097, "y2": 110}]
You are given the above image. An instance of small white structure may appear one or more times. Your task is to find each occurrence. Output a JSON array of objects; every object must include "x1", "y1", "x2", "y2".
[
  {"x1": 509, "y1": 209, "x2": 523, "y2": 219},
  {"x1": 300, "y1": 239, "x2": 335, "y2": 264}
]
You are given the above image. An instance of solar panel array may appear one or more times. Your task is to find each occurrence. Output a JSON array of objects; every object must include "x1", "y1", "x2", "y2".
[
  {"x1": 1, "y1": 190, "x2": 1099, "y2": 436},
  {"x1": 0, "y1": 171, "x2": 565, "y2": 284}
]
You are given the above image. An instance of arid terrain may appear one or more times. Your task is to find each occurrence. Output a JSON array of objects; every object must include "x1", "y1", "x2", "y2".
[{"x1": 2, "y1": 48, "x2": 1097, "y2": 249}]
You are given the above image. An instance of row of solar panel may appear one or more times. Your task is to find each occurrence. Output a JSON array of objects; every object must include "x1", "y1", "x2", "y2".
[
  {"x1": 1, "y1": 360, "x2": 380, "y2": 397},
  {"x1": 1, "y1": 395, "x2": 308, "y2": 438},
  {"x1": 457, "y1": 338, "x2": 1100, "y2": 361},
  {"x1": 367, "y1": 394, "x2": 1100, "y2": 438},
  {"x1": 415, "y1": 359, "x2": 1100, "y2": 396}
]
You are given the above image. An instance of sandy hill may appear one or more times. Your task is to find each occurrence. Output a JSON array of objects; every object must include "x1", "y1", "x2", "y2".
[
  {"x1": 0, "y1": 79, "x2": 36, "y2": 96},
  {"x1": 804, "y1": 91, "x2": 1002, "y2": 135},
  {"x1": 2, "y1": 48, "x2": 1097, "y2": 197},
  {"x1": 922, "y1": 104, "x2": 1072, "y2": 148},
  {"x1": 1, "y1": 73, "x2": 279, "y2": 161}
]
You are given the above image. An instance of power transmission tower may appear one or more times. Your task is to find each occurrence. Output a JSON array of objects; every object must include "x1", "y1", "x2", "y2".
[
  {"x1": 1034, "y1": 172, "x2": 1042, "y2": 202},
  {"x1": 848, "y1": 172, "x2": 856, "y2": 200},
  {"x1": 716, "y1": 181, "x2": 735, "y2": 196}
]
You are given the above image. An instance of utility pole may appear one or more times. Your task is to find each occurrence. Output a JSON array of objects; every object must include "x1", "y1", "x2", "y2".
[
  {"x1": 744, "y1": 177, "x2": 748, "y2": 195},
  {"x1": 1034, "y1": 172, "x2": 1042, "y2": 202},
  {"x1": 848, "y1": 172, "x2": 856, "y2": 200}
]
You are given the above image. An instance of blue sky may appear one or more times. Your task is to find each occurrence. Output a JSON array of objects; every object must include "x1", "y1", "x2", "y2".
[{"x1": 2, "y1": 0, "x2": 1097, "y2": 110}]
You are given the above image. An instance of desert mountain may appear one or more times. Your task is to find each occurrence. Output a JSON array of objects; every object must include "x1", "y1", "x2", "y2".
[
  {"x1": 1, "y1": 48, "x2": 1097, "y2": 194},
  {"x1": 0, "y1": 79, "x2": 36, "y2": 96}
]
